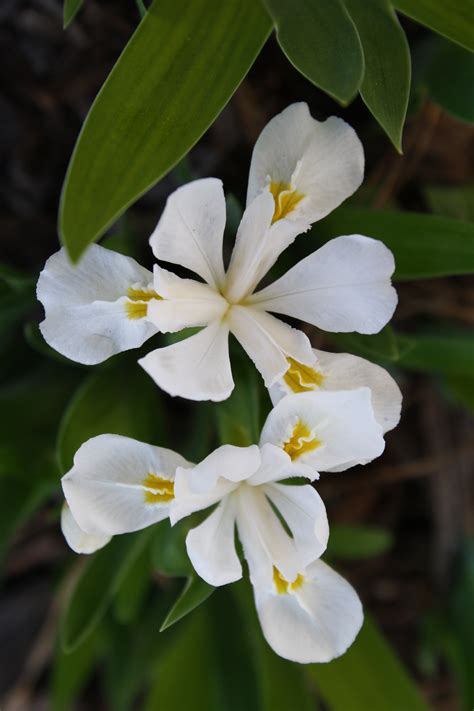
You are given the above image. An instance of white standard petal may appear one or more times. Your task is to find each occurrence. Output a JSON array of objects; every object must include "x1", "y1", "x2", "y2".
[
  {"x1": 247, "y1": 103, "x2": 364, "y2": 226},
  {"x1": 264, "y1": 483, "x2": 329, "y2": 563},
  {"x1": 61, "y1": 434, "x2": 191, "y2": 537},
  {"x1": 224, "y1": 190, "x2": 299, "y2": 303},
  {"x1": 139, "y1": 321, "x2": 234, "y2": 402},
  {"x1": 149, "y1": 178, "x2": 226, "y2": 290},
  {"x1": 228, "y1": 305, "x2": 315, "y2": 389},
  {"x1": 269, "y1": 348, "x2": 402, "y2": 434},
  {"x1": 248, "y1": 442, "x2": 317, "y2": 486},
  {"x1": 254, "y1": 558, "x2": 363, "y2": 663},
  {"x1": 37, "y1": 245, "x2": 158, "y2": 364},
  {"x1": 185, "y1": 497, "x2": 242, "y2": 587},
  {"x1": 61, "y1": 502, "x2": 111, "y2": 554},
  {"x1": 171, "y1": 465, "x2": 237, "y2": 524},
  {"x1": 147, "y1": 265, "x2": 228, "y2": 333},
  {"x1": 185, "y1": 444, "x2": 261, "y2": 494},
  {"x1": 249, "y1": 235, "x2": 397, "y2": 335},
  {"x1": 260, "y1": 389, "x2": 385, "y2": 472}
]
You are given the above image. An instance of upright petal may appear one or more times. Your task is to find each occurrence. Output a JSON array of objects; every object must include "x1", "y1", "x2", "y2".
[
  {"x1": 139, "y1": 321, "x2": 234, "y2": 402},
  {"x1": 270, "y1": 348, "x2": 402, "y2": 434},
  {"x1": 185, "y1": 444, "x2": 261, "y2": 494},
  {"x1": 224, "y1": 191, "x2": 298, "y2": 303},
  {"x1": 62, "y1": 434, "x2": 190, "y2": 537},
  {"x1": 248, "y1": 442, "x2": 316, "y2": 486},
  {"x1": 147, "y1": 265, "x2": 228, "y2": 333},
  {"x1": 260, "y1": 389, "x2": 385, "y2": 472},
  {"x1": 249, "y1": 235, "x2": 397, "y2": 335},
  {"x1": 185, "y1": 497, "x2": 242, "y2": 586},
  {"x1": 149, "y1": 178, "x2": 226, "y2": 290},
  {"x1": 254, "y1": 559, "x2": 363, "y2": 663},
  {"x1": 228, "y1": 305, "x2": 315, "y2": 388},
  {"x1": 61, "y1": 502, "x2": 111, "y2": 554},
  {"x1": 264, "y1": 483, "x2": 329, "y2": 563},
  {"x1": 37, "y1": 245, "x2": 158, "y2": 364},
  {"x1": 247, "y1": 103, "x2": 364, "y2": 226},
  {"x1": 171, "y1": 465, "x2": 237, "y2": 524}
]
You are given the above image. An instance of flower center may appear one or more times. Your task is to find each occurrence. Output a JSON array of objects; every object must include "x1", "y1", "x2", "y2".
[
  {"x1": 125, "y1": 286, "x2": 161, "y2": 320},
  {"x1": 283, "y1": 420, "x2": 321, "y2": 460},
  {"x1": 273, "y1": 566, "x2": 305, "y2": 594},
  {"x1": 269, "y1": 181, "x2": 305, "y2": 224},
  {"x1": 283, "y1": 357, "x2": 325, "y2": 393},
  {"x1": 142, "y1": 473, "x2": 174, "y2": 504}
]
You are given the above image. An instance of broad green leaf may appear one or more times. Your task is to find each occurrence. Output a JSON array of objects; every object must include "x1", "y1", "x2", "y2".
[
  {"x1": 425, "y1": 39, "x2": 474, "y2": 124},
  {"x1": 63, "y1": 0, "x2": 84, "y2": 28},
  {"x1": 393, "y1": 0, "x2": 474, "y2": 52},
  {"x1": 61, "y1": 529, "x2": 151, "y2": 652},
  {"x1": 50, "y1": 629, "x2": 101, "y2": 711},
  {"x1": 397, "y1": 332, "x2": 474, "y2": 377},
  {"x1": 57, "y1": 358, "x2": 163, "y2": 473},
  {"x1": 214, "y1": 355, "x2": 262, "y2": 446},
  {"x1": 312, "y1": 206, "x2": 474, "y2": 280},
  {"x1": 331, "y1": 325, "x2": 401, "y2": 362},
  {"x1": 264, "y1": 0, "x2": 364, "y2": 104},
  {"x1": 343, "y1": 0, "x2": 410, "y2": 151},
  {"x1": 160, "y1": 574, "x2": 215, "y2": 631},
  {"x1": 145, "y1": 606, "x2": 220, "y2": 711},
  {"x1": 60, "y1": 0, "x2": 271, "y2": 260},
  {"x1": 326, "y1": 525, "x2": 393, "y2": 560},
  {"x1": 308, "y1": 614, "x2": 429, "y2": 710},
  {"x1": 113, "y1": 541, "x2": 152, "y2": 624}
]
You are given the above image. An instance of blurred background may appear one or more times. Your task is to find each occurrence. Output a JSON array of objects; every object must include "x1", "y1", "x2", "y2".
[{"x1": 0, "y1": 1, "x2": 473, "y2": 709}]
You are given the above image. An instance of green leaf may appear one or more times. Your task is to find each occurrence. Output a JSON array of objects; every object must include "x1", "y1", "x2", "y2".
[
  {"x1": 424, "y1": 183, "x2": 474, "y2": 222},
  {"x1": 308, "y1": 613, "x2": 429, "y2": 710},
  {"x1": 397, "y1": 332, "x2": 474, "y2": 377},
  {"x1": 63, "y1": 0, "x2": 84, "y2": 28},
  {"x1": 425, "y1": 38, "x2": 474, "y2": 124},
  {"x1": 160, "y1": 574, "x2": 215, "y2": 631},
  {"x1": 326, "y1": 525, "x2": 393, "y2": 560},
  {"x1": 264, "y1": 0, "x2": 364, "y2": 104},
  {"x1": 113, "y1": 541, "x2": 152, "y2": 624},
  {"x1": 343, "y1": 0, "x2": 410, "y2": 151},
  {"x1": 151, "y1": 519, "x2": 193, "y2": 577},
  {"x1": 393, "y1": 0, "x2": 474, "y2": 52},
  {"x1": 61, "y1": 530, "x2": 151, "y2": 652},
  {"x1": 312, "y1": 206, "x2": 474, "y2": 280},
  {"x1": 60, "y1": 0, "x2": 271, "y2": 261},
  {"x1": 331, "y1": 325, "x2": 401, "y2": 363},
  {"x1": 214, "y1": 356, "x2": 261, "y2": 446},
  {"x1": 50, "y1": 629, "x2": 101, "y2": 711},
  {"x1": 57, "y1": 358, "x2": 163, "y2": 473},
  {"x1": 443, "y1": 375, "x2": 474, "y2": 413}
]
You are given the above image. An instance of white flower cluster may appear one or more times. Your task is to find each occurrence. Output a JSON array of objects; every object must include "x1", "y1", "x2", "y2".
[{"x1": 41, "y1": 103, "x2": 401, "y2": 664}]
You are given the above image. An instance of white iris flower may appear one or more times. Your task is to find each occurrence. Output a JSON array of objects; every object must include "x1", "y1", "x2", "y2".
[{"x1": 37, "y1": 103, "x2": 397, "y2": 402}]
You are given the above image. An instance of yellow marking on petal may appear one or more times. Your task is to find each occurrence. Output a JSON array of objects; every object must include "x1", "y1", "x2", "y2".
[
  {"x1": 273, "y1": 566, "x2": 305, "y2": 594},
  {"x1": 283, "y1": 357, "x2": 325, "y2": 393},
  {"x1": 124, "y1": 286, "x2": 161, "y2": 320},
  {"x1": 283, "y1": 420, "x2": 321, "y2": 460},
  {"x1": 269, "y1": 181, "x2": 305, "y2": 224},
  {"x1": 143, "y1": 473, "x2": 174, "y2": 504}
]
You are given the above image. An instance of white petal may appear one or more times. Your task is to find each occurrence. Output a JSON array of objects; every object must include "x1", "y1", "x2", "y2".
[
  {"x1": 247, "y1": 103, "x2": 364, "y2": 225},
  {"x1": 185, "y1": 444, "x2": 261, "y2": 493},
  {"x1": 249, "y1": 235, "x2": 397, "y2": 335},
  {"x1": 248, "y1": 442, "x2": 316, "y2": 486},
  {"x1": 147, "y1": 265, "x2": 228, "y2": 333},
  {"x1": 37, "y1": 245, "x2": 158, "y2": 364},
  {"x1": 139, "y1": 321, "x2": 234, "y2": 402},
  {"x1": 61, "y1": 502, "x2": 111, "y2": 554},
  {"x1": 236, "y1": 486, "x2": 302, "y2": 587},
  {"x1": 260, "y1": 389, "x2": 385, "y2": 472},
  {"x1": 171, "y1": 465, "x2": 237, "y2": 524},
  {"x1": 61, "y1": 434, "x2": 190, "y2": 537},
  {"x1": 224, "y1": 191, "x2": 298, "y2": 302},
  {"x1": 270, "y1": 348, "x2": 402, "y2": 434},
  {"x1": 185, "y1": 497, "x2": 242, "y2": 586},
  {"x1": 149, "y1": 178, "x2": 226, "y2": 290},
  {"x1": 228, "y1": 305, "x2": 315, "y2": 388},
  {"x1": 254, "y1": 559, "x2": 363, "y2": 663},
  {"x1": 264, "y1": 483, "x2": 329, "y2": 563}
]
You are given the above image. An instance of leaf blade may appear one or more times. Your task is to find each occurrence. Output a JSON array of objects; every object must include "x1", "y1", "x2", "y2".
[{"x1": 393, "y1": 0, "x2": 474, "y2": 52}]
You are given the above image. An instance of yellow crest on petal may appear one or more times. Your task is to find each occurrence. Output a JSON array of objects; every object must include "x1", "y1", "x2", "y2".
[
  {"x1": 273, "y1": 566, "x2": 305, "y2": 594},
  {"x1": 125, "y1": 286, "x2": 161, "y2": 320},
  {"x1": 283, "y1": 357, "x2": 325, "y2": 394},
  {"x1": 269, "y1": 181, "x2": 305, "y2": 224},
  {"x1": 142, "y1": 473, "x2": 174, "y2": 504},
  {"x1": 283, "y1": 420, "x2": 321, "y2": 460}
]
